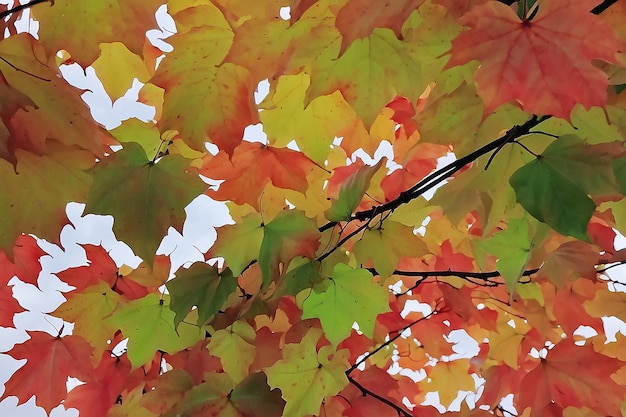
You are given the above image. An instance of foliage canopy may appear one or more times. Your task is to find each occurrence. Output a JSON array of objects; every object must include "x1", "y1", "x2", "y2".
[{"x1": 1, "y1": 0, "x2": 626, "y2": 416}]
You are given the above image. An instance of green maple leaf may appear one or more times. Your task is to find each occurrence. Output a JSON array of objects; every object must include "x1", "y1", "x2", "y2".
[
  {"x1": 288, "y1": 2, "x2": 459, "y2": 128},
  {"x1": 478, "y1": 217, "x2": 536, "y2": 295},
  {"x1": 258, "y1": 210, "x2": 321, "y2": 289},
  {"x1": 162, "y1": 372, "x2": 284, "y2": 417},
  {"x1": 264, "y1": 328, "x2": 349, "y2": 417},
  {"x1": 207, "y1": 321, "x2": 256, "y2": 384},
  {"x1": 52, "y1": 281, "x2": 121, "y2": 359},
  {"x1": 229, "y1": 373, "x2": 286, "y2": 417},
  {"x1": 166, "y1": 262, "x2": 238, "y2": 328},
  {"x1": 302, "y1": 264, "x2": 391, "y2": 345},
  {"x1": 210, "y1": 213, "x2": 264, "y2": 277},
  {"x1": 107, "y1": 293, "x2": 203, "y2": 367},
  {"x1": 509, "y1": 135, "x2": 618, "y2": 240},
  {"x1": 85, "y1": 142, "x2": 206, "y2": 263},
  {"x1": 352, "y1": 220, "x2": 429, "y2": 277}
]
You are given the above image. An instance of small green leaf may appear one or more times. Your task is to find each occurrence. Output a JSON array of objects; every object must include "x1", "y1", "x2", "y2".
[
  {"x1": 166, "y1": 262, "x2": 237, "y2": 327},
  {"x1": 302, "y1": 264, "x2": 390, "y2": 345},
  {"x1": 230, "y1": 373, "x2": 286, "y2": 417},
  {"x1": 258, "y1": 210, "x2": 320, "y2": 289},
  {"x1": 510, "y1": 155, "x2": 595, "y2": 241},
  {"x1": 479, "y1": 217, "x2": 533, "y2": 295},
  {"x1": 107, "y1": 293, "x2": 203, "y2": 367},
  {"x1": 207, "y1": 321, "x2": 256, "y2": 384}
]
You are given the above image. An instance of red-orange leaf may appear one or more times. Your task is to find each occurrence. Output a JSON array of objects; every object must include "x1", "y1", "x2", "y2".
[
  {"x1": 1, "y1": 332, "x2": 94, "y2": 413},
  {"x1": 0, "y1": 234, "x2": 45, "y2": 285},
  {"x1": 517, "y1": 341, "x2": 626, "y2": 417},
  {"x1": 201, "y1": 142, "x2": 319, "y2": 210},
  {"x1": 447, "y1": 0, "x2": 621, "y2": 118},
  {"x1": 334, "y1": 0, "x2": 424, "y2": 55}
]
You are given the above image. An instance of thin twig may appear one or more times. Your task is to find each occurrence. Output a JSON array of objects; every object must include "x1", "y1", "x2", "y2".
[
  {"x1": 346, "y1": 375, "x2": 413, "y2": 417},
  {"x1": 346, "y1": 310, "x2": 437, "y2": 374},
  {"x1": 0, "y1": 56, "x2": 50, "y2": 81}
]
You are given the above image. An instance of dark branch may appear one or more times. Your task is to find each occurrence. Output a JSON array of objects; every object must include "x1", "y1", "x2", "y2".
[
  {"x1": 0, "y1": 0, "x2": 50, "y2": 20},
  {"x1": 353, "y1": 115, "x2": 549, "y2": 221},
  {"x1": 346, "y1": 310, "x2": 437, "y2": 375},
  {"x1": 346, "y1": 375, "x2": 413, "y2": 417},
  {"x1": 345, "y1": 310, "x2": 438, "y2": 417},
  {"x1": 591, "y1": 0, "x2": 617, "y2": 14},
  {"x1": 363, "y1": 267, "x2": 540, "y2": 293}
]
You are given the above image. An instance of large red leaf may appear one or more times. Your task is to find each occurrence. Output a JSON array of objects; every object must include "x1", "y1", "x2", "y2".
[
  {"x1": 447, "y1": 0, "x2": 621, "y2": 118},
  {"x1": 1, "y1": 332, "x2": 94, "y2": 413},
  {"x1": 517, "y1": 341, "x2": 626, "y2": 417}
]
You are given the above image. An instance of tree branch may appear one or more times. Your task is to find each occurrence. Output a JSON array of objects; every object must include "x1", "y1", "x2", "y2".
[
  {"x1": 591, "y1": 0, "x2": 617, "y2": 14},
  {"x1": 0, "y1": 0, "x2": 50, "y2": 20},
  {"x1": 353, "y1": 115, "x2": 549, "y2": 221},
  {"x1": 345, "y1": 310, "x2": 438, "y2": 417},
  {"x1": 346, "y1": 375, "x2": 413, "y2": 417}
]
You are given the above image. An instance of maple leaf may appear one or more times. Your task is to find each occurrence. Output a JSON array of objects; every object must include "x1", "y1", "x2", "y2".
[
  {"x1": 0, "y1": 280, "x2": 22, "y2": 327},
  {"x1": 151, "y1": 5, "x2": 258, "y2": 154},
  {"x1": 259, "y1": 72, "x2": 366, "y2": 165},
  {"x1": 207, "y1": 320, "x2": 256, "y2": 384},
  {"x1": 325, "y1": 158, "x2": 386, "y2": 222},
  {"x1": 0, "y1": 34, "x2": 110, "y2": 163},
  {"x1": 352, "y1": 219, "x2": 429, "y2": 277},
  {"x1": 209, "y1": 212, "x2": 264, "y2": 276},
  {"x1": 478, "y1": 217, "x2": 535, "y2": 294},
  {"x1": 419, "y1": 359, "x2": 476, "y2": 408},
  {"x1": 107, "y1": 293, "x2": 203, "y2": 367},
  {"x1": 265, "y1": 327, "x2": 350, "y2": 417},
  {"x1": 166, "y1": 262, "x2": 238, "y2": 327},
  {"x1": 0, "y1": 234, "x2": 45, "y2": 285},
  {"x1": 92, "y1": 42, "x2": 151, "y2": 101},
  {"x1": 334, "y1": 0, "x2": 424, "y2": 55},
  {"x1": 0, "y1": 143, "x2": 94, "y2": 253},
  {"x1": 85, "y1": 142, "x2": 207, "y2": 263},
  {"x1": 161, "y1": 372, "x2": 284, "y2": 417},
  {"x1": 289, "y1": 1, "x2": 459, "y2": 128},
  {"x1": 31, "y1": 0, "x2": 162, "y2": 66},
  {"x1": 52, "y1": 281, "x2": 121, "y2": 358},
  {"x1": 517, "y1": 342, "x2": 626, "y2": 417},
  {"x1": 510, "y1": 136, "x2": 622, "y2": 240},
  {"x1": 258, "y1": 209, "x2": 321, "y2": 288},
  {"x1": 64, "y1": 352, "x2": 144, "y2": 417},
  {"x1": 1, "y1": 331, "x2": 95, "y2": 413},
  {"x1": 446, "y1": 0, "x2": 621, "y2": 118},
  {"x1": 56, "y1": 244, "x2": 119, "y2": 293},
  {"x1": 201, "y1": 142, "x2": 320, "y2": 210},
  {"x1": 302, "y1": 264, "x2": 391, "y2": 345}
]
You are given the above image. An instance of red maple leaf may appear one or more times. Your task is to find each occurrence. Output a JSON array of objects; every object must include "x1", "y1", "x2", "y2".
[
  {"x1": 1, "y1": 331, "x2": 94, "y2": 413},
  {"x1": 517, "y1": 341, "x2": 626, "y2": 417},
  {"x1": 0, "y1": 234, "x2": 45, "y2": 286},
  {"x1": 447, "y1": 0, "x2": 621, "y2": 118}
]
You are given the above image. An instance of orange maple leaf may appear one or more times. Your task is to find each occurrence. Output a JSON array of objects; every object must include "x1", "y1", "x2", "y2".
[
  {"x1": 447, "y1": 0, "x2": 622, "y2": 119},
  {"x1": 201, "y1": 142, "x2": 320, "y2": 210}
]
